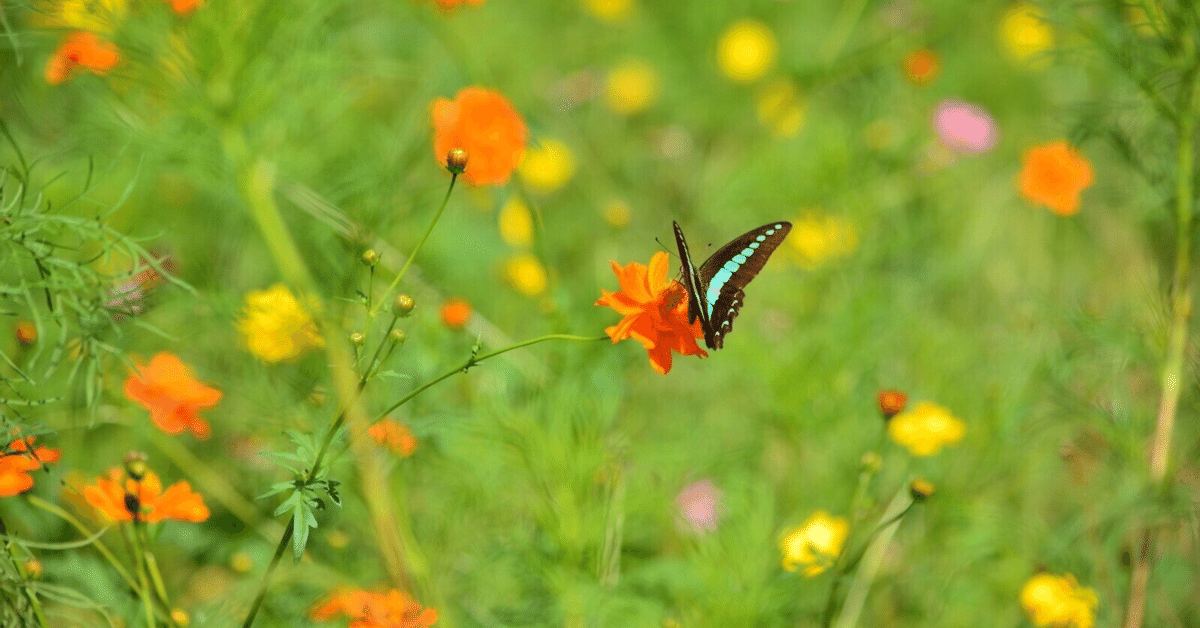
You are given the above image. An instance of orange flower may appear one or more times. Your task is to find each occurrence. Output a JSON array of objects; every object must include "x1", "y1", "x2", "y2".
[
  {"x1": 311, "y1": 588, "x2": 439, "y2": 628},
  {"x1": 124, "y1": 352, "x2": 221, "y2": 439},
  {"x1": 902, "y1": 48, "x2": 939, "y2": 85},
  {"x1": 164, "y1": 0, "x2": 203, "y2": 13},
  {"x1": 431, "y1": 87, "x2": 527, "y2": 186},
  {"x1": 15, "y1": 321, "x2": 37, "y2": 345},
  {"x1": 45, "y1": 31, "x2": 120, "y2": 85},
  {"x1": 440, "y1": 298, "x2": 471, "y2": 329},
  {"x1": 595, "y1": 251, "x2": 708, "y2": 374},
  {"x1": 1018, "y1": 140, "x2": 1095, "y2": 216},
  {"x1": 0, "y1": 437, "x2": 61, "y2": 497},
  {"x1": 877, "y1": 390, "x2": 908, "y2": 419},
  {"x1": 83, "y1": 468, "x2": 209, "y2": 523},
  {"x1": 368, "y1": 419, "x2": 418, "y2": 457},
  {"x1": 431, "y1": 0, "x2": 484, "y2": 8}
]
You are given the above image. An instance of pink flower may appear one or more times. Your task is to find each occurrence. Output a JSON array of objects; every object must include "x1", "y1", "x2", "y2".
[
  {"x1": 932, "y1": 99, "x2": 997, "y2": 154},
  {"x1": 675, "y1": 479, "x2": 722, "y2": 533}
]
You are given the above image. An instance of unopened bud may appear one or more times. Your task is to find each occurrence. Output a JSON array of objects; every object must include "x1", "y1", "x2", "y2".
[
  {"x1": 349, "y1": 332, "x2": 365, "y2": 347},
  {"x1": 361, "y1": 249, "x2": 379, "y2": 267},
  {"x1": 446, "y1": 148, "x2": 468, "y2": 175},
  {"x1": 123, "y1": 451, "x2": 149, "y2": 481},
  {"x1": 910, "y1": 479, "x2": 935, "y2": 502},
  {"x1": 394, "y1": 294, "x2": 415, "y2": 317},
  {"x1": 389, "y1": 329, "x2": 407, "y2": 346}
]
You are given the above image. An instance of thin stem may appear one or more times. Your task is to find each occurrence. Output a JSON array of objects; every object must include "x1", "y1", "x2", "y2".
[
  {"x1": 239, "y1": 523, "x2": 294, "y2": 628},
  {"x1": 374, "y1": 334, "x2": 608, "y2": 421},
  {"x1": 25, "y1": 495, "x2": 138, "y2": 591},
  {"x1": 373, "y1": 173, "x2": 458, "y2": 316},
  {"x1": 832, "y1": 488, "x2": 913, "y2": 628},
  {"x1": 1123, "y1": 48, "x2": 1199, "y2": 628},
  {"x1": 127, "y1": 524, "x2": 156, "y2": 628}
]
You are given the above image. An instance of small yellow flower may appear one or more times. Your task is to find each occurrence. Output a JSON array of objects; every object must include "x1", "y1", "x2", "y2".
[
  {"x1": 237, "y1": 284, "x2": 324, "y2": 363},
  {"x1": 717, "y1": 19, "x2": 777, "y2": 83},
  {"x1": 519, "y1": 138, "x2": 575, "y2": 194},
  {"x1": 756, "y1": 79, "x2": 806, "y2": 137},
  {"x1": 1020, "y1": 573, "x2": 1098, "y2": 628},
  {"x1": 787, "y1": 212, "x2": 857, "y2": 269},
  {"x1": 887, "y1": 401, "x2": 966, "y2": 457},
  {"x1": 506, "y1": 254, "x2": 548, "y2": 296},
  {"x1": 779, "y1": 510, "x2": 849, "y2": 576},
  {"x1": 45, "y1": 0, "x2": 127, "y2": 33},
  {"x1": 605, "y1": 59, "x2": 659, "y2": 115},
  {"x1": 581, "y1": 0, "x2": 632, "y2": 21},
  {"x1": 499, "y1": 196, "x2": 534, "y2": 247},
  {"x1": 1000, "y1": 3, "x2": 1053, "y2": 65},
  {"x1": 603, "y1": 200, "x2": 632, "y2": 228}
]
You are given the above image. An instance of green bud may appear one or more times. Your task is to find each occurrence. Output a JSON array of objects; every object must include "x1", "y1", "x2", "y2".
[{"x1": 394, "y1": 294, "x2": 415, "y2": 317}]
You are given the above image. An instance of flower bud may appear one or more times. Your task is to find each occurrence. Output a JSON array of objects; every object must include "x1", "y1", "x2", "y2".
[
  {"x1": 123, "y1": 451, "x2": 149, "y2": 481},
  {"x1": 389, "y1": 329, "x2": 407, "y2": 346},
  {"x1": 446, "y1": 148, "x2": 469, "y2": 175},
  {"x1": 877, "y1": 390, "x2": 907, "y2": 420},
  {"x1": 394, "y1": 294, "x2": 415, "y2": 317},
  {"x1": 910, "y1": 479, "x2": 935, "y2": 502},
  {"x1": 361, "y1": 249, "x2": 379, "y2": 267},
  {"x1": 349, "y1": 332, "x2": 366, "y2": 347}
]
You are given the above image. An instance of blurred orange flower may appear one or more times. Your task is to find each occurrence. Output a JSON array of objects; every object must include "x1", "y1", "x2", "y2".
[
  {"x1": 15, "y1": 321, "x2": 37, "y2": 345},
  {"x1": 432, "y1": 87, "x2": 527, "y2": 185},
  {"x1": 440, "y1": 298, "x2": 471, "y2": 329},
  {"x1": 1018, "y1": 140, "x2": 1095, "y2": 216},
  {"x1": 83, "y1": 468, "x2": 209, "y2": 523},
  {"x1": 0, "y1": 437, "x2": 61, "y2": 497},
  {"x1": 431, "y1": 0, "x2": 483, "y2": 8},
  {"x1": 311, "y1": 588, "x2": 438, "y2": 628},
  {"x1": 902, "y1": 48, "x2": 939, "y2": 85},
  {"x1": 595, "y1": 252, "x2": 707, "y2": 374},
  {"x1": 45, "y1": 31, "x2": 120, "y2": 85},
  {"x1": 877, "y1": 390, "x2": 908, "y2": 419},
  {"x1": 164, "y1": 0, "x2": 202, "y2": 13},
  {"x1": 368, "y1": 419, "x2": 418, "y2": 457},
  {"x1": 124, "y1": 352, "x2": 221, "y2": 439}
]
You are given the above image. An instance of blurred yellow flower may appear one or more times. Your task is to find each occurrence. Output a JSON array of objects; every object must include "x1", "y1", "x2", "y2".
[
  {"x1": 506, "y1": 254, "x2": 548, "y2": 296},
  {"x1": 1125, "y1": 5, "x2": 1164, "y2": 37},
  {"x1": 605, "y1": 59, "x2": 658, "y2": 115},
  {"x1": 499, "y1": 196, "x2": 534, "y2": 247},
  {"x1": 780, "y1": 510, "x2": 848, "y2": 576},
  {"x1": 787, "y1": 212, "x2": 857, "y2": 269},
  {"x1": 238, "y1": 284, "x2": 324, "y2": 363},
  {"x1": 887, "y1": 401, "x2": 966, "y2": 457},
  {"x1": 717, "y1": 19, "x2": 777, "y2": 82},
  {"x1": 1020, "y1": 573, "x2": 1098, "y2": 628},
  {"x1": 519, "y1": 138, "x2": 575, "y2": 194},
  {"x1": 603, "y1": 200, "x2": 631, "y2": 228},
  {"x1": 45, "y1": 0, "x2": 127, "y2": 33},
  {"x1": 582, "y1": 0, "x2": 632, "y2": 21},
  {"x1": 756, "y1": 79, "x2": 806, "y2": 137},
  {"x1": 1000, "y1": 3, "x2": 1053, "y2": 64}
]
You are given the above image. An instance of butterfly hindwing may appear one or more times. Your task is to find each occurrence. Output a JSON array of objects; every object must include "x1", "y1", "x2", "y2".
[{"x1": 673, "y1": 221, "x2": 792, "y2": 350}]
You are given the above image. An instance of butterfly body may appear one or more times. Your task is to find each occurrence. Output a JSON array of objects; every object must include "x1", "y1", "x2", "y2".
[{"x1": 673, "y1": 220, "x2": 792, "y2": 350}]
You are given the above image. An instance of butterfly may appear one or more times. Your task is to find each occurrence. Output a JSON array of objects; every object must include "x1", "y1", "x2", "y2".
[{"x1": 673, "y1": 220, "x2": 792, "y2": 350}]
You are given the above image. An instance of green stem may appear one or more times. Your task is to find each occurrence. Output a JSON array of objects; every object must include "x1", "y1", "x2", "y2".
[
  {"x1": 128, "y1": 524, "x2": 156, "y2": 628},
  {"x1": 25, "y1": 495, "x2": 138, "y2": 592},
  {"x1": 373, "y1": 173, "x2": 458, "y2": 316},
  {"x1": 832, "y1": 488, "x2": 913, "y2": 628},
  {"x1": 239, "y1": 522, "x2": 294, "y2": 628},
  {"x1": 374, "y1": 334, "x2": 607, "y2": 421}
]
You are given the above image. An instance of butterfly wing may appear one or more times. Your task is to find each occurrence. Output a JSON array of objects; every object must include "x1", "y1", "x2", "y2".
[
  {"x1": 695, "y1": 221, "x2": 791, "y2": 349},
  {"x1": 672, "y1": 221, "x2": 710, "y2": 333}
]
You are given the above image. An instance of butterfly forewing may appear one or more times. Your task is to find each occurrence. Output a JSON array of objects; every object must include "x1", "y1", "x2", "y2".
[
  {"x1": 672, "y1": 221, "x2": 708, "y2": 330},
  {"x1": 695, "y1": 221, "x2": 792, "y2": 349}
]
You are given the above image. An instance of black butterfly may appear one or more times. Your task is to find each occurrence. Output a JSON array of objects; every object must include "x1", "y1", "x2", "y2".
[{"x1": 673, "y1": 220, "x2": 792, "y2": 350}]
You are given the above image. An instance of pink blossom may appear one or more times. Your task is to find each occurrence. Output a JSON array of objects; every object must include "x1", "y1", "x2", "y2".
[
  {"x1": 675, "y1": 479, "x2": 722, "y2": 533},
  {"x1": 932, "y1": 99, "x2": 998, "y2": 154}
]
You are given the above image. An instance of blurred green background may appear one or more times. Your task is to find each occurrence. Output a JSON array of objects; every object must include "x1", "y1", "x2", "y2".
[{"x1": 1, "y1": 0, "x2": 1197, "y2": 627}]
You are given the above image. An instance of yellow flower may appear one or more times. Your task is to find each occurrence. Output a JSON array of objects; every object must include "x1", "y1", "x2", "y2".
[
  {"x1": 1020, "y1": 573, "x2": 1098, "y2": 628},
  {"x1": 499, "y1": 196, "x2": 534, "y2": 247},
  {"x1": 45, "y1": 0, "x2": 127, "y2": 33},
  {"x1": 603, "y1": 200, "x2": 631, "y2": 228},
  {"x1": 581, "y1": 0, "x2": 632, "y2": 21},
  {"x1": 887, "y1": 401, "x2": 966, "y2": 457},
  {"x1": 1000, "y1": 3, "x2": 1053, "y2": 65},
  {"x1": 237, "y1": 284, "x2": 324, "y2": 363},
  {"x1": 756, "y1": 79, "x2": 806, "y2": 137},
  {"x1": 506, "y1": 254, "x2": 548, "y2": 296},
  {"x1": 780, "y1": 510, "x2": 849, "y2": 576},
  {"x1": 519, "y1": 138, "x2": 575, "y2": 194},
  {"x1": 717, "y1": 19, "x2": 777, "y2": 82},
  {"x1": 605, "y1": 59, "x2": 658, "y2": 115},
  {"x1": 787, "y1": 212, "x2": 857, "y2": 269}
]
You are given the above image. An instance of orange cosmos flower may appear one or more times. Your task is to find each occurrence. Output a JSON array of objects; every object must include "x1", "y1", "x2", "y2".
[
  {"x1": 877, "y1": 389, "x2": 908, "y2": 419},
  {"x1": 0, "y1": 436, "x2": 61, "y2": 497},
  {"x1": 440, "y1": 298, "x2": 471, "y2": 329},
  {"x1": 45, "y1": 31, "x2": 120, "y2": 85},
  {"x1": 124, "y1": 352, "x2": 221, "y2": 439},
  {"x1": 1018, "y1": 140, "x2": 1095, "y2": 216},
  {"x1": 431, "y1": 87, "x2": 527, "y2": 186},
  {"x1": 902, "y1": 48, "x2": 939, "y2": 85},
  {"x1": 83, "y1": 468, "x2": 209, "y2": 523},
  {"x1": 311, "y1": 588, "x2": 439, "y2": 628},
  {"x1": 164, "y1": 0, "x2": 203, "y2": 13},
  {"x1": 595, "y1": 251, "x2": 708, "y2": 374},
  {"x1": 368, "y1": 419, "x2": 418, "y2": 457}
]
